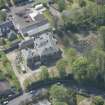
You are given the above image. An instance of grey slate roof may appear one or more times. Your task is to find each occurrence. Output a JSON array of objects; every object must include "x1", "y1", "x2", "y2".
[
  {"x1": 22, "y1": 19, "x2": 49, "y2": 35},
  {"x1": 34, "y1": 32, "x2": 58, "y2": 56},
  {"x1": 13, "y1": 9, "x2": 50, "y2": 36},
  {"x1": 0, "y1": 21, "x2": 14, "y2": 37},
  {"x1": 21, "y1": 48, "x2": 36, "y2": 59},
  {"x1": 19, "y1": 37, "x2": 34, "y2": 49},
  {"x1": 21, "y1": 32, "x2": 59, "y2": 59},
  {"x1": 0, "y1": 21, "x2": 13, "y2": 29}
]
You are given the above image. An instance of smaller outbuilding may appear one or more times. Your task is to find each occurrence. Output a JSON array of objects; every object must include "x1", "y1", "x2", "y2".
[
  {"x1": 0, "y1": 20, "x2": 16, "y2": 39},
  {"x1": 19, "y1": 37, "x2": 34, "y2": 49}
]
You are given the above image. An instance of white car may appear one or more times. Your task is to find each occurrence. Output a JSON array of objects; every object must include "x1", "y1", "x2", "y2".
[
  {"x1": 30, "y1": 90, "x2": 36, "y2": 94},
  {"x1": 3, "y1": 101, "x2": 9, "y2": 105}
]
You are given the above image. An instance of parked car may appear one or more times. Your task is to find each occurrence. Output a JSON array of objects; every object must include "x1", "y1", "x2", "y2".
[
  {"x1": 29, "y1": 90, "x2": 36, "y2": 94},
  {"x1": 3, "y1": 101, "x2": 8, "y2": 105}
]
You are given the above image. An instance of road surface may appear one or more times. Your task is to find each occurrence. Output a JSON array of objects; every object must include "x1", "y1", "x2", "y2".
[
  {"x1": 8, "y1": 93, "x2": 32, "y2": 105},
  {"x1": 7, "y1": 81, "x2": 105, "y2": 105}
]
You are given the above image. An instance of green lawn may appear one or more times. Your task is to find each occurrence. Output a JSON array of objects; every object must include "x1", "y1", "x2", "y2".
[{"x1": 0, "y1": 51, "x2": 20, "y2": 91}]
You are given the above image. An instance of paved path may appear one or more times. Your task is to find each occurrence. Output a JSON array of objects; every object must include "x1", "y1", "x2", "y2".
[
  {"x1": 8, "y1": 93, "x2": 32, "y2": 105},
  {"x1": 79, "y1": 99, "x2": 92, "y2": 105},
  {"x1": 6, "y1": 51, "x2": 25, "y2": 91},
  {"x1": 7, "y1": 80, "x2": 105, "y2": 105},
  {"x1": 49, "y1": 6, "x2": 61, "y2": 18},
  {"x1": 49, "y1": 6, "x2": 64, "y2": 26}
]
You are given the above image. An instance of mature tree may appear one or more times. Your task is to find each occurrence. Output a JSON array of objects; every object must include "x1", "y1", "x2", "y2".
[
  {"x1": 98, "y1": 26, "x2": 105, "y2": 51},
  {"x1": 64, "y1": 48, "x2": 77, "y2": 64},
  {"x1": 79, "y1": 0, "x2": 86, "y2": 7},
  {"x1": 49, "y1": 84, "x2": 76, "y2": 105},
  {"x1": 87, "y1": 49, "x2": 105, "y2": 87},
  {"x1": 67, "y1": 0, "x2": 73, "y2": 4},
  {"x1": 39, "y1": 66, "x2": 49, "y2": 80},
  {"x1": 72, "y1": 56, "x2": 97, "y2": 82},
  {"x1": 50, "y1": 84, "x2": 68, "y2": 101},
  {"x1": 62, "y1": 1, "x2": 105, "y2": 31},
  {"x1": 0, "y1": 0, "x2": 5, "y2": 9},
  {"x1": 57, "y1": 0, "x2": 65, "y2": 12},
  {"x1": 56, "y1": 59, "x2": 68, "y2": 78},
  {"x1": 92, "y1": 96, "x2": 104, "y2": 105},
  {"x1": 88, "y1": 49, "x2": 105, "y2": 71},
  {"x1": 62, "y1": 7, "x2": 87, "y2": 31},
  {"x1": 0, "y1": 11, "x2": 6, "y2": 22}
]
